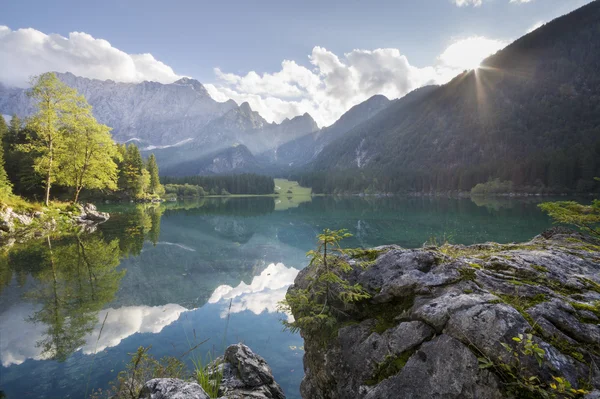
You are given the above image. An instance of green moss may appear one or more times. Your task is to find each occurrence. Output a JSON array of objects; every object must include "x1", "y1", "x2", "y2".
[
  {"x1": 570, "y1": 301, "x2": 600, "y2": 321},
  {"x1": 568, "y1": 239, "x2": 600, "y2": 252},
  {"x1": 365, "y1": 350, "x2": 416, "y2": 385},
  {"x1": 496, "y1": 293, "x2": 548, "y2": 315},
  {"x1": 463, "y1": 289, "x2": 474, "y2": 294},
  {"x1": 531, "y1": 264, "x2": 548, "y2": 273},
  {"x1": 487, "y1": 262, "x2": 512, "y2": 272},
  {"x1": 499, "y1": 293, "x2": 600, "y2": 360},
  {"x1": 496, "y1": 295, "x2": 592, "y2": 360},
  {"x1": 369, "y1": 297, "x2": 415, "y2": 334},
  {"x1": 458, "y1": 267, "x2": 477, "y2": 281},
  {"x1": 468, "y1": 262, "x2": 483, "y2": 269},
  {"x1": 361, "y1": 260, "x2": 377, "y2": 269},
  {"x1": 545, "y1": 279, "x2": 584, "y2": 296},
  {"x1": 544, "y1": 333, "x2": 598, "y2": 361},
  {"x1": 578, "y1": 277, "x2": 600, "y2": 294},
  {"x1": 347, "y1": 248, "x2": 385, "y2": 262}
]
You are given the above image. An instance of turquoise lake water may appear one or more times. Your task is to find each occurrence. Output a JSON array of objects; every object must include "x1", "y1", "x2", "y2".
[{"x1": 0, "y1": 195, "x2": 563, "y2": 398}]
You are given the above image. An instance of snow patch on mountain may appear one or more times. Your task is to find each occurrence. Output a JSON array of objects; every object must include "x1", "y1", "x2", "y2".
[{"x1": 144, "y1": 138, "x2": 193, "y2": 151}]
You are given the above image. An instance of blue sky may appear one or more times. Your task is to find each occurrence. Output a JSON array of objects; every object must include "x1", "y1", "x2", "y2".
[{"x1": 0, "y1": 0, "x2": 593, "y2": 125}]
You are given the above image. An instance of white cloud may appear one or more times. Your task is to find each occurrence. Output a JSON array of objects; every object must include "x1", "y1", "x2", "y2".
[
  {"x1": 453, "y1": 0, "x2": 483, "y2": 6},
  {"x1": 0, "y1": 25, "x2": 508, "y2": 128},
  {"x1": 209, "y1": 262, "x2": 299, "y2": 321},
  {"x1": 207, "y1": 38, "x2": 507, "y2": 126},
  {"x1": 81, "y1": 304, "x2": 188, "y2": 354},
  {"x1": 0, "y1": 25, "x2": 181, "y2": 88},
  {"x1": 438, "y1": 37, "x2": 508, "y2": 70},
  {"x1": 0, "y1": 303, "x2": 187, "y2": 366}
]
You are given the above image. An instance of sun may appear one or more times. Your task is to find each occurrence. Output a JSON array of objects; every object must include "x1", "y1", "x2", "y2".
[{"x1": 439, "y1": 36, "x2": 507, "y2": 71}]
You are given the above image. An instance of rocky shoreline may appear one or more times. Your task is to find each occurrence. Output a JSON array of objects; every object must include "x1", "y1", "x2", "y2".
[
  {"x1": 139, "y1": 343, "x2": 285, "y2": 399},
  {"x1": 287, "y1": 227, "x2": 600, "y2": 398},
  {"x1": 0, "y1": 203, "x2": 110, "y2": 245}
]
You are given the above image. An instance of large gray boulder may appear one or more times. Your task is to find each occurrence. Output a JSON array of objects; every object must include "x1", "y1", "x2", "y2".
[
  {"x1": 216, "y1": 343, "x2": 285, "y2": 399},
  {"x1": 78, "y1": 203, "x2": 110, "y2": 222},
  {"x1": 0, "y1": 206, "x2": 33, "y2": 234},
  {"x1": 139, "y1": 344, "x2": 285, "y2": 399},
  {"x1": 288, "y1": 228, "x2": 600, "y2": 398},
  {"x1": 139, "y1": 378, "x2": 209, "y2": 399}
]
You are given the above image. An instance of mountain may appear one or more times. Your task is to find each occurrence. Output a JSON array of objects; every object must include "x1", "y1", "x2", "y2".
[
  {"x1": 187, "y1": 102, "x2": 319, "y2": 154},
  {"x1": 161, "y1": 144, "x2": 263, "y2": 176},
  {"x1": 304, "y1": 1, "x2": 600, "y2": 194},
  {"x1": 258, "y1": 94, "x2": 395, "y2": 169},
  {"x1": 0, "y1": 73, "x2": 319, "y2": 153},
  {"x1": 149, "y1": 102, "x2": 319, "y2": 174},
  {"x1": 0, "y1": 72, "x2": 323, "y2": 175},
  {"x1": 0, "y1": 73, "x2": 238, "y2": 146}
]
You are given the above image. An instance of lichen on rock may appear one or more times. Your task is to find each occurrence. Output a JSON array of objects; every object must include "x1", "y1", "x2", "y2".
[{"x1": 286, "y1": 227, "x2": 600, "y2": 398}]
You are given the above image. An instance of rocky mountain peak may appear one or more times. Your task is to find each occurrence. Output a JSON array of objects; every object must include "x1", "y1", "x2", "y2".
[
  {"x1": 173, "y1": 77, "x2": 208, "y2": 95},
  {"x1": 239, "y1": 101, "x2": 253, "y2": 114},
  {"x1": 280, "y1": 112, "x2": 319, "y2": 134}
]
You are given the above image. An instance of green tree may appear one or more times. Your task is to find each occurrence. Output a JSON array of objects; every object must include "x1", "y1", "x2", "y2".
[
  {"x1": 539, "y1": 197, "x2": 600, "y2": 239},
  {"x1": 146, "y1": 154, "x2": 164, "y2": 196},
  {"x1": 119, "y1": 144, "x2": 148, "y2": 198},
  {"x1": 0, "y1": 116, "x2": 12, "y2": 200},
  {"x1": 2, "y1": 115, "x2": 41, "y2": 197},
  {"x1": 59, "y1": 116, "x2": 121, "y2": 202},
  {"x1": 21, "y1": 73, "x2": 90, "y2": 205},
  {"x1": 281, "y1": 229, "x2": 370, "y2": 336}
]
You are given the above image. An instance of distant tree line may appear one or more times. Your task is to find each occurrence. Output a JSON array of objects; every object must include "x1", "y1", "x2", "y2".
[
  {"x1": 0, "y1": 73, "x2": 164, "y2": 206},
  {"x1": 161, "y1": 174, "x2": 275, "y2": 196},
  {"x1": 295, "y1": 142, "x2": 600, "y2": 195}
]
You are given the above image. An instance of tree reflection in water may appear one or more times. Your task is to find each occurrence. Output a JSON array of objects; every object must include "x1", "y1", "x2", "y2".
[{"x1": 0, "y1": 204, "x2": 164, "y2": 362}]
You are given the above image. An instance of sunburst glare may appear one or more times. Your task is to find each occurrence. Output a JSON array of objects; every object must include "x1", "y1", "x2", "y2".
[{"x1": 439, "y1": 36, "x2": 507, "y2": 71}]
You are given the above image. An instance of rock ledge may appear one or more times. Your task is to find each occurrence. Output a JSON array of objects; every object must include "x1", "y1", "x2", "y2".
[{"x1": 288, "y1": 228, "x2": 600, "y2": 398}]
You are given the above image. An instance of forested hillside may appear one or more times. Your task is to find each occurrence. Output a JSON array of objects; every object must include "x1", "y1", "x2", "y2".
[{"x1": 301, "y1": 1, "x2": 600, "y2": 194}]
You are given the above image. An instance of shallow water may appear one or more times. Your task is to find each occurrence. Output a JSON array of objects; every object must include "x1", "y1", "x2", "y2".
[{"x1": 0, "y1": 195, "x2": 562, "y2": 398}]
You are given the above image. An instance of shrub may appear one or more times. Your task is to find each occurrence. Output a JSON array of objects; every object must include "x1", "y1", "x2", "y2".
[
  {"x1": 280, "y1": 229, "x2": 370, "y2": 339},
  {"x1": 471, "y1": 179, "x2": 514, "y2": 196}
]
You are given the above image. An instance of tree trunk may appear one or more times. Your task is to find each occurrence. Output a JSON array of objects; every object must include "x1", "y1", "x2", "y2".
[
  {"x1": 45, "y1": 168, "x2": 52, "y2": 206},
  {"x1": 45, "y1": 139, "x2": 53, "y2": 207},
  {"x1": 73, "y1": 186, "x2": 82, "y2": 203}
]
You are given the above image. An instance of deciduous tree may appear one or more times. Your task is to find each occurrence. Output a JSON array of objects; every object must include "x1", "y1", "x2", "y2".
[
  {"x1": 22, "y1": 73, "x2": 90, "y2": 205},
  {"x1": 59, "y1": 115, "x2": 121, "y2": 202}
]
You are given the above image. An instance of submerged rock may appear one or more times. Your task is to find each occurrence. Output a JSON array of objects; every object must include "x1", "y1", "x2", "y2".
[
  {"x1": 288, "y1": 228, "x2": 600, "y2": 398},
  {"x1": 139, "y1": 343, "x2": 285, "y2": 399}
]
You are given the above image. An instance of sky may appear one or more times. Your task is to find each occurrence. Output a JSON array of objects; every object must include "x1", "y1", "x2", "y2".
[{"x1": 0, "y1": 0, "x2": 593, "y2": 126}]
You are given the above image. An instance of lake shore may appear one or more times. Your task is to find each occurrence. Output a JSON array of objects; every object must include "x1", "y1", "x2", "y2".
[{"x1": 0, "y1": 202, "x2": 110, "y2": 245}]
